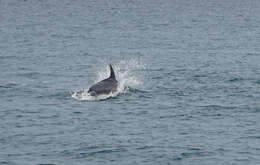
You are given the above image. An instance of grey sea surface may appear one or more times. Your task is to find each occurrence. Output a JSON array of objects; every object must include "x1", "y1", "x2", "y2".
[{"x1": 0, "y1": 0, "x2": 260, "y2": 164}]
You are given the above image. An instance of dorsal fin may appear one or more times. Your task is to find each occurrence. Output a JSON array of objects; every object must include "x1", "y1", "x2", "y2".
[{"x1": 109, "y1": 64, "x2": 116, "y2": 79}]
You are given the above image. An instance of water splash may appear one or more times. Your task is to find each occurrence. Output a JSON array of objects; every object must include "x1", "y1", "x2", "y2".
[
  {"x1": 71, "y1": 89, "x2": 119, "y2": 101},
  {"x1": 71, "y1": 59, "x2": 145, "y2": 101}
]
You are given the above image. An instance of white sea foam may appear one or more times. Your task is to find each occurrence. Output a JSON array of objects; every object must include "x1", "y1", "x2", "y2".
[{"x1": 71, "y1": 59, "x2": 145, "y2": 101}]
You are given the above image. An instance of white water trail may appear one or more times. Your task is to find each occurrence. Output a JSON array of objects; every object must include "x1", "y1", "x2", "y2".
[{"x1": 71, "y1": 59, "x2": 145, "y2": 101}]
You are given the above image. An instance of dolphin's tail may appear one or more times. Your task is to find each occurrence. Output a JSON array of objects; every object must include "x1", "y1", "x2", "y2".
[{"x1": 109, "y1": 64, "x2": 116, "y2": 79}]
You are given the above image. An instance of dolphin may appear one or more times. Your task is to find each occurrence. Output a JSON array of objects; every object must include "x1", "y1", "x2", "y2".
[{"x1": 88, "y1": 64, "x2": 118, "y2": 96}]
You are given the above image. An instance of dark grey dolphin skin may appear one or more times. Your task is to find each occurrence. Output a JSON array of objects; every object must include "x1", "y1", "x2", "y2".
[{"x1": 88, "y1": 64, "x2": 118, "y2": 96}]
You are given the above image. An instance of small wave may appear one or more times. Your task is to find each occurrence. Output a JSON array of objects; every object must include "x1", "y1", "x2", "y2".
[
  {"x1": 37, "y1": 90, "x2": 71, "y2": 100},
  {"x1": 71, "y1": 59, "x2": 145, "y2": 101},
  {"x1": 127, "y1": 87, "x2": 149, "y2": 94},
  {"x1": 74, "y1": 148, "x2": 123, "y2": 159},
  {"x1": 229, "y1": 77, "x2": 243, "y2": 82}
]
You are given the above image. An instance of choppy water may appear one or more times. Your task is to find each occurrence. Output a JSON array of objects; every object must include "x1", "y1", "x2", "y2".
[{"x1": 1, "y1": 0, "x2": 260, "y2": 164}]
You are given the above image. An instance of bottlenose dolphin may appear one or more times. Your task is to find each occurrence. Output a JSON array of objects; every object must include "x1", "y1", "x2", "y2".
[{"x1": 88, "y1": 64, "x2": 118, "y2": 96}]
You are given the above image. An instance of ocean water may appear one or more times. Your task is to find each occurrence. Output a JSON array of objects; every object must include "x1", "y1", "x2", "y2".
[{"x1": 0, "y1": 0, "x2": 260, "y2": 164}]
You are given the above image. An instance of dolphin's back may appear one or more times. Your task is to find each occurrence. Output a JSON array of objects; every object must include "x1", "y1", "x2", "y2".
[
  {"x1": 88, "y1": 64, "x2": 118, "y2": 96},
  {"x1": 88, "y1": 78, "x2": 118, "y2": 96}
]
